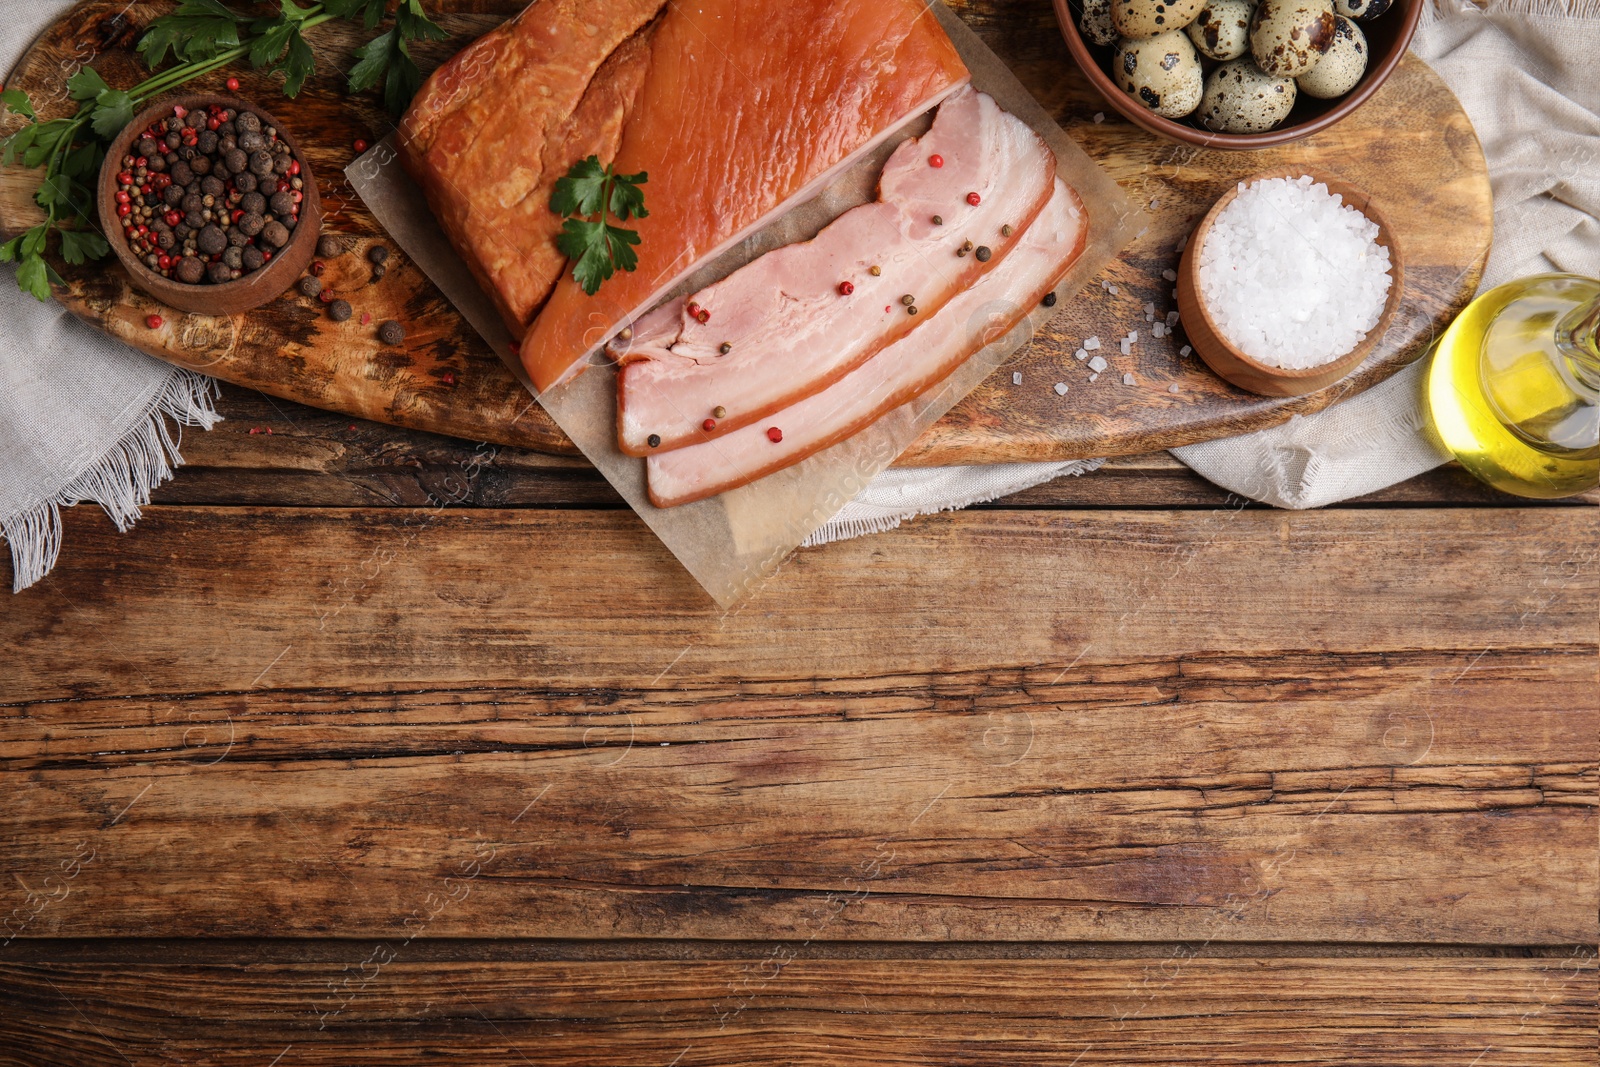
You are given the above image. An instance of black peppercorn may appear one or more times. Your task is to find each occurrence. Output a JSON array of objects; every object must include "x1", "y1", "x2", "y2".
[
  {"x1": 300, "y1": 276, "x2": 323, "y2": 298},
  {"x1": 328, "y1": 299, "x2": 353, "y2": 322},
  {"x1": 377, "y1": 320, "x2": 405, "y2": 345},
  {"x1": 175, "y1": 256, "x2": 205, "y2": 284},
  {"x1": 1041, "y1": 291, "x2": 1057, "y2": 308},
  {"x1": 369, "y1": 263, "x2": 387, "y2": 282},
  {"x1": 367, "y1": 245, "x2": 389, "y2": 265},
  {"x1": 647, "y1": 434, "x2": 662, "y2": 448},
  {"x1": 974, "y1": 245, "x2": 992, "y2": 262},
  {"x1": 317, "y1": 235, "x2": 345, "y2": 258}
]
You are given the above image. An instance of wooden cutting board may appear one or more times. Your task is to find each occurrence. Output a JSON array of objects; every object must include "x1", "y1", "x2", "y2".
[{"x1": 0, "y1": 0, "x2": 1490, "y2": 464}]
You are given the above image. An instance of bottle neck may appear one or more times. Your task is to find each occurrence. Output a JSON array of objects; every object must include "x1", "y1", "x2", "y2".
[{"x1": 1555, "y1": 293, "x2": 1600, "y2": 395}]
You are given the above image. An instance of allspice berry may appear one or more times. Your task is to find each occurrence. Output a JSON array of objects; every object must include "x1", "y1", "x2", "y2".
[
  {"x1": 317, "y1": 235, "x2": 345, "y2": 258},
  {"x1": 377, "y1": 320, "x2": 405, "y2": 345},
  {"x1": 261, "y1": 221, "x2": 290, "y2": 249},
  {"x1": 175, "y1": 256, "x2": 206, "y2": 284},
  {"x1": 197, "y1": 225, "x2": 227, "y2": 256},
  {"x1": 328, "y1": 299, "x2": 353, "y2": 322},
  {"x1": 367, "y1": 245, "x2": 389, "y2": 265},
  {"x1": 300, "y1": 276, "x2": 323, "y2": 298}
]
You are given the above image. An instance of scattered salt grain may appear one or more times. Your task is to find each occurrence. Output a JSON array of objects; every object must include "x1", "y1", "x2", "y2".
[
  {"x1": 1176, "y1": 233, "x2": 1188, "y2": 252},
  {"x1": 1152, "y1": 323, "x2": 1165, "y2": 338},
  {"x1": 1120, "y1": 339, "x2": 1131, "y2": 355},
  {"x1": 1180, "y1": 344, "x2": 1192, "y2": 357},
  {"x1": 1198, "y1": 174, "x2": 1392, "y2": 369},
  {"x1": 1075, "y1": 348, "x2": 1088, "y2": 361},
  {"x1": 1122, "y1": 372, "x2": 1135, "y2": 385},
  {"x1": 1108, "y1": 285, "x2": 1119, "y2": 295},
  {"x1": 1166, "y1": 310, "x2": 1180, "y2": 326},
  {"x1": 1088, "y1": 354, "x2": 1108, "y2": 373},
  {"x1": 1168, "y1": 383, "x2": 1181, "y2": 393},
  {"x1": 1144, "y1": 301, "x2": 1156, "y2": 320},
  {"x1": 1093, "y1": 112, "x2": 1105, "y2": 123},
  {"x1": 1084, "y1": 336, "x2": 1101, "y2": 350},
  {"x1": 1089, "y1": 373, "x2": 1099, "y2": 382},
  {"x1": 1128, "y1": 330, "x2": 1139, "y2": 344},
  {"x1": 1054, "y1": 382, "x2": 1069, "y2": 396},
  {"x1": 1161, "y1": 269, "x2": 1178, "y2": 282},
  {"x1": 1012, "y1": 371, "x2": 1023, "y2": 385},
  {"x1": 1150, "y1": 199, "x2": 1160, "y2": 210}
]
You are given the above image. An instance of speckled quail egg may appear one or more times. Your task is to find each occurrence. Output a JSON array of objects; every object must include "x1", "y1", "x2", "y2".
[
  {"x1": 1079, "y1": 0, "x2": 1119, "y2": 46},
  {"x1": 1186, "y1": 0, "x2": 1254, "y2": 60},
  {"x1": 1114, "y1": 30, "x2": 1205, "y2": 118},
  {"x1": 1112, "y1": 0, "x2": 1207, "y2": 40},
  {"x1": 1335, "y1": 0, "x2": 1391, "y2": 19},
  {"x1": 1249, "y1": 0, "x2": 1337, "y2": 77},
  {"x1": 1197, "y1": 57, "x2": 1298, "y2": 132},
  {"x1": 1297, "y1": 15, "x2": 1367, "y2": 97}
]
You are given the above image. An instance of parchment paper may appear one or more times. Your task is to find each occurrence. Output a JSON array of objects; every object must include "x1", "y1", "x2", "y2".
[{"x1": 349, "y1": 3, "x2": 1140, "y2": 605}]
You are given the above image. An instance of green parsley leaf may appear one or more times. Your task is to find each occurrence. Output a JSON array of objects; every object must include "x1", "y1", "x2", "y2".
[
  {"x1": 550, "y1": 157, "x2": 647, "y2": 295},
  {"x1": 61, "y1": 140, "x2": 103, "y2": 180},
  {"x1": 16, "y1": 253, "x2": 51, "y2": 300},
  {"x1": 1, "y1": 123, "x2": 38, "y2": 167},
  {"x1": 550, "y1": 156, "x2": 608, "y2": 218},
  {"x1": 21, "y1": 224, "x2": 48, "y2": 259},
  {"x1": 324, "y1": 0, "x2": 388, "y2": 31},
  {"x1": 58, "y1": 228, "x2": 109, "y2": 266},
  {"x1": 281, "y1": 31, "x2": 316, "y2": 96},
  {"x1": 136, "y1": 1, "x2": 244, "y2": 67},
  {"x1": 396, "y1": 0, "x2": 449, "y2": 43},
  {"x1": 347, "y1": 28, "x2": 395, "y2": 94},
  {"x1": 89, "y1": 89, "x2": 134, "y2": 139},
  {"x1": 0, "y1": 233, "x2": 23, "y2": 263},
  {"x1": 0, "y1": 88, "x2": 35, "y2": 120},
  {"x1": 65, "y1": 67, "x2": 110, "y2": 102}
]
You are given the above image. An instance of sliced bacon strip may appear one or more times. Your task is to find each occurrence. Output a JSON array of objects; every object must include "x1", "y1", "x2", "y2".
[
  {"x1": 645, "y1": 179, "x2": 1087, "y2": 508},
  {"x1": 614, "y1": 87, "x2": 1057, "y2": 456}
]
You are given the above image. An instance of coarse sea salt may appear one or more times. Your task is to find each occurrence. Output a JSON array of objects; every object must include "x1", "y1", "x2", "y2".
[
  {"x1": 1122, "y1": 373, "x2": 1135, "y2": 385},
  {"x1": 1075, "y1": 348, "x2": 1088, "y2": 361},
  {"x1": 1084, "y1": 336, "x2": 1101, "y2": 350},
  {"x1": 1054, "y1": 382, "x2": 1069, "y2": 395},
  {"x1": 1198, "y1": 175, "x2": 1392, "y2": 369},
  {"x1": 1088, "y1": 354, "x2": 1108, "y2": 373},
  {"x1": 1012, "y1": 371, "x2": 1023, "y2": 385}
]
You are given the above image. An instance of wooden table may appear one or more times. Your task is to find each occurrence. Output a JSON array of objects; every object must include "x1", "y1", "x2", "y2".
[{"x1": 2, "y1": 383, "x2": 1595, "y2": 1064}]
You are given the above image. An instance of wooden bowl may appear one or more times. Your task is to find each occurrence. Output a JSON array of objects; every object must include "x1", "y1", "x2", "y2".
[
  {"x1": 97, "y1": 94, "x2": 321, "y2": 315},
  {"x1": 1050, "y1": 0, "x2": 1422, "y2": 150},
  {"x1": 1175, "y1": 168, "x2": 1405, "y2": 397}
]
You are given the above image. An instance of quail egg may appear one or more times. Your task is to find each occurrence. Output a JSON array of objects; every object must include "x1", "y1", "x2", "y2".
[
  {"x1": 1112, "y1": 0, "x2": 1207, "y2": 40},
  {"x1": 1186, "y1": 0, "x2": 1254, "y2": 60},
  {"x1": 1297, "y1": 15, "x2": 1367, "y2": 97},
  {"x1": 1249, "y1": 0, "x2": 1336, "y2": 77},
  {"x1": 1197, "y1": 57, "x2": 1298, "y2": 132},
  {"x1": 1335, "y1": 0, "x2": 1391, "y2": 19},
  {"x1": 1114, "y1": 30, "x2": 1205, "y2": 118},
  {"x1": 1080, "y1": 0, "x2": 1119, "y2": 46}
]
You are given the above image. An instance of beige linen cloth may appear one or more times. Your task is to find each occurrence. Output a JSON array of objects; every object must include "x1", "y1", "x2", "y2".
[
  {"x1": 3, "y1": 0, "x2": 1595, "y2": 587},
  {"x1": 812, "y1": 0, "x2": 1600, "y2": 540}
]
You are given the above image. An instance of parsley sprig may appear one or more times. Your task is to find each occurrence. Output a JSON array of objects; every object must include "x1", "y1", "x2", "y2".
[
  {"x1": 0, "y1": 0, "x2": 447, "y2": 301},
  {"x1": 551, "y1": 156, "x2": 648, "y2": 297}
]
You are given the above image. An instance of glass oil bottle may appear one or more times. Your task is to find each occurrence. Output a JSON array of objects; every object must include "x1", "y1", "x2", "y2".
[{"x1": 1425, "y1": 273, "x2": 1600, "y2": 498}]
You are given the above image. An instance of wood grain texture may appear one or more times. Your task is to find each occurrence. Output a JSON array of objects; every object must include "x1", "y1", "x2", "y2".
[
  {"x1": 2, "y1": 957, "x2": 1595, "y2": 1066},
  {"x1": 0, "y1": 0, "x2": 1491, "y2": 463},
  {"x1": 1, "y1": 507, "x2": 1592, "y2": 944},
  {"x1": 147, "y1": 384, "x2": 1600, "y2": 509}
]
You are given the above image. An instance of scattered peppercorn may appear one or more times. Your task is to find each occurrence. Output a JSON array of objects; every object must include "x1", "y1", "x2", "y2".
[
  {"x1": 317, "y1": 235, "x2": 345, "y2": 258},
  {"x1": 377, "y1": 320, "x2": 405, "y2": 345},
  {"x1": 225, "y1": 77, "x2": 240, "y2": 92},
  {"x1": 719, "y1": 342, "x2": 732, "y2": 354},
  {"x1": 353, "y1": 138, "x2": 369, "y2": 154},
  {"x1": 361, "y1": 312, "x2": 372, "y2": 325},
  {"x1": 928, "y1": 154, "x2": 944, "y2": 168},
  {"x1": 900, "y1": 294, "x2": 915, "y2": 306},
  {"x1": 956, "y1": 247, "x2": 968, "y2": 258},
  {"x1": 966, "y1": 192, "x2": 981, "y2": 206},
  {"x1": 1001, "y1": 224, "x2": 1013, "y2": 237},
  {"x1": 838, "y1": 281, "x2": 854, "y2": 296},
  {"x1": 299, "y1": 276, "x2": 323, "y2": 297},
  {"x1": 974, "y1": 245, "x2": 992, "y2": 262},
  {"x1": 869, "y1": 265, "x2": 881, "y2": 276},
  {"x1": 647, "y1": 433, "x2": 662, "y2": 448},
  {"x1": 766, "y1": 427, "x2": 783, "y2": 443},
  {"x1": 367, "y1": 245, "x2": 389, "y2": 265},
  {"x1": 1041, "y1": 291, "x2": 1058, "y2": 308},
  {"x1": 319, "y1": 288, "x2": 335, "y2": 303},
  {"x1": 931, "y1": 215, "x2": 943, "y2": 225},
  {"x1": 617, "y1": 328, "x2": 633, "y2": 342},
  {"x1": 440, "y1": 370, "x2": 456, "y2": 386},
  {"x1": 702, "y1": 418, "x2": 717, "y2": 432},
  {"x1": 907, "y1": 305, "x2": 919, "y2": 315},
  {"x1": 329, "y1": 299, "x2": 352, "y2": 322},
  {"x1": 145, "y1": 314, "x2": 164, "y2": 329},
  {"x1": 695, "y1": 308, "x2": 710, "y2": 324},
  {"x1": 712, "y1": 406, "x2": 727, "y2": 419},
  {"x1": 370, "y1": 264, "x2": 387, "y2": 282}
]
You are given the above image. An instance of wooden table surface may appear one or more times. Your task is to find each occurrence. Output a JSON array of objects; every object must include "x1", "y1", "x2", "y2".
[{"x1": 2, "y1": 382, "x2": 1596, "y2": 1064}]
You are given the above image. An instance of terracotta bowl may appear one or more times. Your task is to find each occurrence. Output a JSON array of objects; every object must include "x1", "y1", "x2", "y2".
[
  {"x1": 1050, "y1": 0, "x2": 1422, "y2": 150},
  {"x1": 97, "y1": 94, "x2": 321, "y2": 315},
  {"x1": 1175, "y1": 168, "x2": 1405, "y2": 397}
]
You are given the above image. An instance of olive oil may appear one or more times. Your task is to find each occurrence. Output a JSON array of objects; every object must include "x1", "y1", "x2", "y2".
[{"x1": 1425, "y1": 273, "x2": 1600, "y2": 498}]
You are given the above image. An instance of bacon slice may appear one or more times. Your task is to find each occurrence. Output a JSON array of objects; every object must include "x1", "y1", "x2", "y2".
[
  {"x1": 519, "y1": 0, "x2": 971, "y2": 392},
  {"x1": 613, "y1": 87, "x2": 1056, "y2": 457},
  {"x1": 644, "y1": 179, "x2": 1087, "y2": 508}
]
